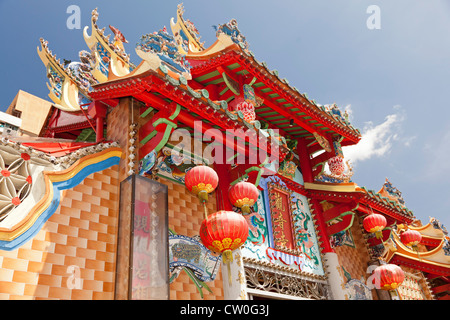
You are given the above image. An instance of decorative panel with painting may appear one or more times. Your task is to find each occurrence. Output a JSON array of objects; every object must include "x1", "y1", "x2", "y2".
[{"x1": 241, "y1": 175, "x2": 325, "y2": 276}]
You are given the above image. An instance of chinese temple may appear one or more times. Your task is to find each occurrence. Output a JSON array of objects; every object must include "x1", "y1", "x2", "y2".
[{"x1": 0, "y1": 4, "x2": 448, "y2": 300}]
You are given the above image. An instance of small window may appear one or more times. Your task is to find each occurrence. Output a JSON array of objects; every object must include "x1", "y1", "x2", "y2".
[{"x1": 12, "y1": 109, "x2": 22, "y2": 119}]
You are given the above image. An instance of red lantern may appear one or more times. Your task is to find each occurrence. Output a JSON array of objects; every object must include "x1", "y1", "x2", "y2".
[
  {"x1": 363, "y1": 213, "x2": 387, "y2": 239},
  {"x1": 373, "y1": 264, "x2": 405, "y2": 290},
  {"x1": 228, "y1": 181, "x2": 259, "y2": 214},
  {"x1": 200, "y1": 210, "x2": 249, "y2": 284},
  {"x1": 328, "y1": 156, "x2": 345, "y2": 176},
  {"x1": 185, "y1": 165, "x2": 219, "y2": 203},
  {"x1": 401, "y1": 229, "x2": 422, "y2": 250}
]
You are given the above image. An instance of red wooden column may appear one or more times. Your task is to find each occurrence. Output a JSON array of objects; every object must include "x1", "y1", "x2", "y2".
[
  {"x1": 214, "y1": 152, "x2": 233, "y2": 211},
  {"x1": 88, "y1": 101, "x2": 108, "y2": 143},
  {"x1": 297, "y1": 138, "x2": 334, "y2": 253}
]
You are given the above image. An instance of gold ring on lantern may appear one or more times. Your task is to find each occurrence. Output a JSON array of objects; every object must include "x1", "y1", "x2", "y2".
[
  {"x1": 385, "y1": 283, "x2": 399, "y2": 290},
  {"x1": 192, "y1": 184, "x2": 215, "y2": 205},
  {"x1": 369, "y1": 226, "x2": 384, "y2": 239},
  {"x1": 192, "y1": 184, "x2": 215, "y2": 200},
  {"x1": 210, "y1": 237, "x2": 243, "y2": 252},
  {"x1": 210, "y1": 238, "x2": 243, "y2": 286},
  {"x1": 234, "y1": 197, "x2": 256, "y2": 214}
]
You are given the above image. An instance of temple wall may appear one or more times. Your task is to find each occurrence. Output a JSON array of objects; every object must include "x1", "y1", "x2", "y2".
[
  {"x1": 106, "y1": 97, "x2": 132, "y2": 182},
  {"x1": 0, "y1": 165, "x2": 120, "y2": 300},
  {"x1": 334, "y1": 216, "x2": 371, "y2": 280},
  {"x1": 107, "y1": 96, "x2": 224, "y2": 300},
  {"x1": 333, "y1": 214, "x2": 375, "y2": 299},
  {"x1": 159, "y1": 177, "x2": 224, "y2": 300}
]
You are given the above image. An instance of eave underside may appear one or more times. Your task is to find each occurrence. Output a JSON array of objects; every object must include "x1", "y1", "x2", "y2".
[{"x1": 188, "y1": 49, "x2": 361, "y2": 150}]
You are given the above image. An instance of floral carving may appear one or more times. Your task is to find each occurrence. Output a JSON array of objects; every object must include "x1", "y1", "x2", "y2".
[
  {"x1": 244, "y1": 266, "x2": 328, "y2": 300},
  {"x1": 0, "y1": 149, "x2": 33, "y2": 221}
]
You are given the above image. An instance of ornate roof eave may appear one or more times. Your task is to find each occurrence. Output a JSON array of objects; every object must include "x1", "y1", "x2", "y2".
[
  {"x1": 385, "y1": 231, "x2": 450, "y2": 276},
  {"x1": 82, "y1": 8, "x2": 134, "y2": 85},
  {"x1": 42, "y1": 106, "x2": 97, "y2": 139},
  {"x1": 406, "y1": 218, "x2": 449, "y2": 248},
  {"x1": 357, "y1": 186, "x2": 415, "y2": 221},
  {"x1": 90, "y1": 69, "x2": 289, "y2": 160},
  {"x1": 46, "y1": 120, "x2": 93, "y2": 135},
  {"x1": 358, "y1": 195, "x2": 415, "y2": 224},
  {"x1": 90, "y1": 69, "x2": 235, "y2": 128},
  {"x1": 0, "y1": 136, "x2": 119, "y2": 169},
  {"x1": 187, "y1": 40, "x2": 362, "y2": 146},
  {"x1": 389, "y1": 252, "x2": 450, "y2": 277},
  {"x1": 421, "y1": 234, "x2": 448, "y2": 248},
  {"x1": 409, "y1": 218, "x2": 449, "y2": 239},
  {"x1": 302, "y1": 182, "x2": 415, "y2": 224},
  {"x1": 37, "y1": 9, "x2": 135, "y2": 113}
]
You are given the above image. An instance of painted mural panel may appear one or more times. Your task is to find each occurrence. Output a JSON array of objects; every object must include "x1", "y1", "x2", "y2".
[
  {"x1": 242, "y1": 175, "x2": 324, "y2": 276},
  {"x1": 291, "y1": 192, "x2": 322, "y2": 271},
  {"x1": 244, "y1": 190, "x2": 269, "y2": 248}
]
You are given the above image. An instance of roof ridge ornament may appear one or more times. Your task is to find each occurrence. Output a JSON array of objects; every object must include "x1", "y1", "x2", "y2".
[
  {"x1": 324, "y1": 103, "x2": 351, "y2": 124},
  {"x1": 215, "y1": 18, "x2": 250, "y2": 53},
  {"x1": 378, "y1": 178, "x2": 406, "y2": 207},
  {"x1": 83, "y1": 8, "x2": 133, "y2": 83},
  {"x1": 430, "y1": 217, "x2": 448, "y2": 235},
  {"x1": 37, "y1": 39, "x2": 94, "y2": 112},
  {"x1": 135, "y1": 27, "x2": 192, "y2": 80},
  {"x1": 170, "y1": 3, "x2": 205, "y2": 55}
]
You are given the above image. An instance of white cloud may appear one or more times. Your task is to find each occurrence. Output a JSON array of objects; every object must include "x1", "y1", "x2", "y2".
[{"x1": 343, "y1": 106, "x2": 409, "y2": 163}]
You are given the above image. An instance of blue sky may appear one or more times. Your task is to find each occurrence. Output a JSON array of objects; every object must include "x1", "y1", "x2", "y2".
[{"x1": 0, "y1": 0, "x2": 449, "y2": 229}]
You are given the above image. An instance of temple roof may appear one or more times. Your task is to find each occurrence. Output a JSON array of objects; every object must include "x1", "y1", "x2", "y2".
[
  {"x1": 382, "y1": 219, "x2": 450, "y2": 299},
  {"x1": 38, "y1": 5, "x2": 360, "y2": 160},
  {"x1": 187, "y1": 25, "x2": 361, "y2": 150},
  {"x1": 302, "y1": 181, "x2": 415, "y2": 224},
  {"x1": 357, "y1": 186, "x2": 413, "y2": 219}
]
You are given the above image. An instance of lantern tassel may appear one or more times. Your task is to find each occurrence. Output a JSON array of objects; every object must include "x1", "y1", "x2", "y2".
[
  {"x1": 241, "y1": 204, "x2": 250, "y2": 214},
  {"x1": 203, "y1": 202, "x2": 208, "y2": 220},
  {"x1": 412, "y1": 245, "x2": 422, "y2": 261},
  {"x1": 227, "y1": 262, "x2": 232, "y2": 286},
  {"x1": 223, "y1": 250, "x2": 233, "y2": 286}
]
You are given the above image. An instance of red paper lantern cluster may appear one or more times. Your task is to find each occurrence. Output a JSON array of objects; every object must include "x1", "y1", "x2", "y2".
[
  {"x1": 373, "y1": 264, "x2": 405, "y2": 290},
  {"x1": 228, "y1": 181, "x2": 259, "y2": 214},
  {"x1": 185, "y1": 165, "x2": 260, "y2": 215},
  {"x1": 184, "y1": 166, "x2": 251, "y2": 278},
  {"x1": 363, "y1": 213, "x2": 387, "y2": 239}
]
